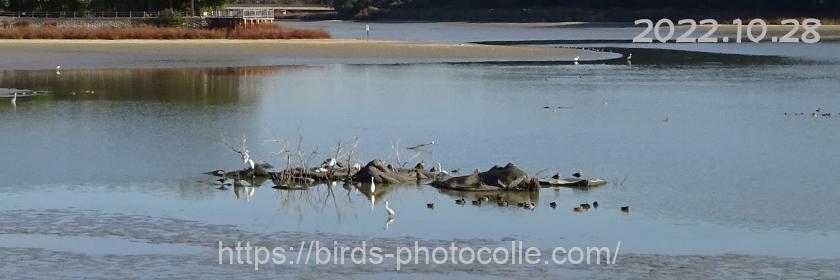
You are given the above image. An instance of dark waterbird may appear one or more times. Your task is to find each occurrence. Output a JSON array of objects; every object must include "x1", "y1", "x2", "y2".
[
  {"x1": 549, "y1": 202, "x2": 557, "y2": 208},
  {"x1": 621, "y1": 206, "x2": 631, "y2": 213},
  {"x1": 427, "y1": 203, "x2": 434, "y2": 209}
]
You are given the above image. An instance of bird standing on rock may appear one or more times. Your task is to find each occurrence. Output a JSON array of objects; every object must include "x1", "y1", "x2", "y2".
[
  {"x1": 572, "y1": 171, "x2": 583, "y2": 178},
  {"x1": 321, "y1": 158, "x2": 336, "y2": 169}
]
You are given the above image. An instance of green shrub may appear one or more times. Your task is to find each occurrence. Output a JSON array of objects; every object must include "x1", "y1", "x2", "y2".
[{"x1": 156, "y1": 8, "x2": 185, "y2": 27}]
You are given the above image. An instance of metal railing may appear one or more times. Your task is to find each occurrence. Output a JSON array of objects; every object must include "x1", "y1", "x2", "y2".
[
  {"x1": 0, "y1": 11, "x2": 160, "y2": 18},
  {"x1": 208, "y1": 9, "x2": 274, "y2": 19}
]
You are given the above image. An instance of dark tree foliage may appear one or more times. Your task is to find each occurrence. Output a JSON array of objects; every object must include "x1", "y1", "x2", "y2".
[
  {"x1": 394, "y1": 0, "x2": 839, "y2": 10},
  {"x1": 2, "y1": 0, "x2": 227, "y2": 11},
  {"x1": 3, "y1": 0, "x2": 837, "y2": 13}
]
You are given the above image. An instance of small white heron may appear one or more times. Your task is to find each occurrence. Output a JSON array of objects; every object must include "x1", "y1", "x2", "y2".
[
  {"x1": 321, "y1": 158, "x2": 336, "y2": 169},
  {"x1": 627, "y1": 53, "x2": 633, "y2": 60},
  {"x1": 436, "y1": 162, "x2": 449, "y2": 175},
  {"x1": 56, "y1": 65, "x2": 61, "y2": 70},
  {"x1": 242, "y1": 149, "x2": 255, "y2": 170},
  {"x1": 10, "y1": 92, "x2": 16, "y2": 105},
  {"x1": 574, "y1": 56, "x2": 580, "y2": 61},
  {"x1": 385, "y1": 201, "x2": 395, "y2": 218}
]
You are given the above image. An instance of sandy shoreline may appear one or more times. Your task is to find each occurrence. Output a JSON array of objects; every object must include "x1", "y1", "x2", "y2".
[{"x1": 0, "y1": 39, "x2": 615, "y2": 70}]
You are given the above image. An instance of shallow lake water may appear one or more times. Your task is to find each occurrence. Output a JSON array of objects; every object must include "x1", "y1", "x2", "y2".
[{"x1": 2, "y1": 25, "x2": 840, "y2": 278}]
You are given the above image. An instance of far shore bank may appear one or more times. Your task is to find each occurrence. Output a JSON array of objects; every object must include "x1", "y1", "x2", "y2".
[{"x1": 0, "y1": 39, "x2": 616, "y2": 70}]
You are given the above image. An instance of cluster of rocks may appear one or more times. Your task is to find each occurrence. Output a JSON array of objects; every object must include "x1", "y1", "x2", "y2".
[{"x1": 208, "y1": 159, "x2": 606, "y2": 193}]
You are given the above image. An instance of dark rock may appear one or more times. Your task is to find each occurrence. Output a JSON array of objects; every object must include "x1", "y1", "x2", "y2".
[{"x1": 430, "y1": 163, "x2": 539, "y2": 191}]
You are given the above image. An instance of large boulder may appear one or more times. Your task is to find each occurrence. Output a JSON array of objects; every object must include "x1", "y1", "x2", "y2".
[
  {"x1": 351, "y1": 160, "x2": 429, "y2": 184},
  {"x1": 431, "y1": 163, "x2": 539, "y2": 191}
]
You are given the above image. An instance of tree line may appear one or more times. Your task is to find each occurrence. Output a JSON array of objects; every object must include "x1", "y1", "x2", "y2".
[
  {"x1": 322, "y1": 0, "x2": 840, "y2": 13},
  {"x1": 1, "y1": 0, "x2": 225, "y2": 12},
  {"x1": 3, "y1": 0, "x2": 838, "y2": 14}
]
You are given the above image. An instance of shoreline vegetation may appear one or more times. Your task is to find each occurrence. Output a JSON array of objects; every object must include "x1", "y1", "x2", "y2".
[{"x1": 0, "y1": 22, "x2": 330, "y2": 40}]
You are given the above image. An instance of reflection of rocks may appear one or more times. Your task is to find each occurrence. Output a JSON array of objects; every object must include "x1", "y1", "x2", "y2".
[
  {"x1": 538, "y1": 177, "x2": 607, "y2": 188},
  {"x1": 437, "y1": 188, "x2": 539, "y2": 207},
  {"x1": 351, "y1": 160, "x2": 431, "y2": 184},
  {"x1": 206, "y1": 163, "x2": 274, "y2": 179},
  {"x1": 431, "y1": 163, "x2": 539, "y2": 191}
]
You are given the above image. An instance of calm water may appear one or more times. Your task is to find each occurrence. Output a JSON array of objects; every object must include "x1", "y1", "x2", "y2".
[{"x1": 2, "y1": 25, "x2": 840, "y2": 278}]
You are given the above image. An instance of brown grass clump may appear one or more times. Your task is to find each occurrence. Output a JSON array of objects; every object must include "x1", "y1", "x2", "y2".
[{"x1": 0, "y1": 24, "x2": 331, "y2": 40}]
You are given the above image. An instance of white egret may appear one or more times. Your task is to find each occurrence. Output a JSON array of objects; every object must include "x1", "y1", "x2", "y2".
[
  {"x1": 56, "y1": 65, "x2": 61, "y2": 70},
  {"x1": 385, "y1": 201, "x2": 395, "y2": 218},
  {"x1": 10, "y1": 92, "x2": 16, "y2": 105},
  {"x1": 242, "y1": 149, "x2": 255, "y2": 170},
  {"x1": 321, "y1": 158, "x2": 336, "y2": 169},
  {"x1": 627, "y1": 53, "x2": 632, "y2": 60},
  {"x1": 574, "y1": 56, "x2": 580, "y2": 61},
  {"x1": 436, "y1": 162, "x2": 449, "y2": 175}
]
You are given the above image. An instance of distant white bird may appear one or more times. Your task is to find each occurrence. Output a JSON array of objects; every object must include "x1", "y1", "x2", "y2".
[
  {"x1": 353, "y1": 163, "x2": 361, "y2": 172},
  {"x1": 242, "y1": 149, "x2": 255, "y2": 170},
  {"x1": 321, "y1": 158, "x2": 336, "y2": 169},
  {"x1": 56, "y1": 65, "x2": 61, "y2": 70},
  {"x1": 436, "y1": 162, "x2": 449, "y2": 175},
  {"x1": 627, "y1": 53, "x2": 632, "y2": 60},
  {"x1": 385, "y1": 201, "x2": 395, "y2": 218},
  {"x1": 10, "y1": 92, "x2": 16, "y2": 105},
  {"x1": 370, "y1": 177, "x2": 376, "y2": 193},
  {"x1": 574, "y1": 56, "x2": 580, "y2": 61}
]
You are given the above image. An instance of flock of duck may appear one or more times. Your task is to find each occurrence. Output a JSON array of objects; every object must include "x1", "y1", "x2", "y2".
[
  {"x1": 784, "y1": 107, "x2": 834, "y2": 118},
  {"x1": 443, "y1": 193, "x2": 630, "y2": 213}
]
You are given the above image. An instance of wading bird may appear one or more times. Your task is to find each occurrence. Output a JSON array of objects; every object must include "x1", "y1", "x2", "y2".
[
  {"x1": 321, "y1": 158, "x2": 336, "y2": 169},
  {"x1": 10, "y1": 92, "x2": 16, "y2": 105},
  {"x1": 385, "y1": 201, "x2": 395, "y2": 218},
  {"x1": 627, "y1": 53, "x2": 632, "y2": 60},
  {"x1": 435, "y1": 163, "x2": 449, "y2": 175},
  {"x1": 242, "y1": 150, "x2": 255, "y2": 170}
]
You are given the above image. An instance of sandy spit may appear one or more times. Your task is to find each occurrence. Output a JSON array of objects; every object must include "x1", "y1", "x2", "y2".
[{"x1": 0, "y1": 39, "x2": 617, "y2": 70}]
